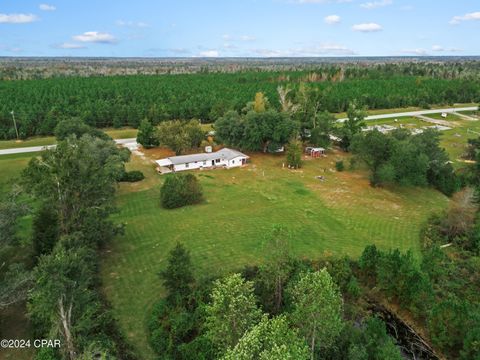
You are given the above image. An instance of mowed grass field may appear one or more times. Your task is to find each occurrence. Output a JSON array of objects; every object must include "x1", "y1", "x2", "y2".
[
  {"x1": 101, "y1": 151, "x2": 449, "y2": 359},
  {"x1": 0, "y1": 153, "x2": 37, "y2": 194}
]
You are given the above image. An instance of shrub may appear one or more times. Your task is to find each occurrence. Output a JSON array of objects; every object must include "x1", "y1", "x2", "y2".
[
  {"x1": 286, "y1": 139, "x2": 303, "y2": 169},
  {"x1": 136, "y1": 118, "x2": 159, "y2": 149},
  {"x1": 160, "y1": 173, "x2": 203, "y2": 209},
  {"x1": 335, "y1": 160, "x2": 344, "y2": 172},
  {"x1": 119, "y1": 170, "x2": 145, "y2": 182},
  {"x1": 54, "y1": 118, "x2": 109, "y2": 141}
]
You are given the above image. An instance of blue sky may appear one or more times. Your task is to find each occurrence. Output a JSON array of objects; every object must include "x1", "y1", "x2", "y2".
[{"x1": 0, "y1": 0, "x2": 479, "y2": 57}]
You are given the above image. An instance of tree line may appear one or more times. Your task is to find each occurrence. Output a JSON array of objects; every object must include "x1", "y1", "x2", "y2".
[
  {"x1": 2, "y1": 64, "x2": 480, "y2": 139},
  {"x1": 0, "y1": 121, "x2": 141, "y2": 359},
  {"x1": 351, "y1": 128, "x2": 460, "y2": 196},
  {"x1": 148, "y1": 228, "x2": 405, "y2": 360}
]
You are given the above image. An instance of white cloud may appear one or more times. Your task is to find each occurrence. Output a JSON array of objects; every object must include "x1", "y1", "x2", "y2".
[
  {"x1": 400, "y1": 48, "x2": 428, "y2": 56},
  {"x1": 360, "y1": 0, "x2": 392, "y2": 9},
  {"x1": 352, "y1": 22, "x2": 383, "y2": 32},
  {"x1": 116, "y1": 20, "x2": 149, "y2": 28},
  {"x1": 251, "y1": 43, "x2": 356, "y2": 57},
  {"x1": 72, "y1": 31, "x2": 116, "y2": 44},
  {"x1": 324, "y1": 15, "x2": 341, "y2": 24},
  {"x1": 450, "y1": 11, "x2": 480, "y2": 25},
  {"x1": 0, "y1": 13, "x2": 38, "y2": 24},
  {"x1": 431, "y1": 45, "x2": 463, "y2": 52},
  {"x1": 199, "y1": 50, "x2": 219, "y2": 57},
  {"x1": 39, "y1": 4, "x2": 56, "y2": 11},
  {"x1": 54, "y1": 42, "x2": 85, "y2": 49}
]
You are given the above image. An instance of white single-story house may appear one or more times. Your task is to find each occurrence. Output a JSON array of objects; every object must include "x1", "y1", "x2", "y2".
[{"x1": 156, "y1": 148, "x2": 249, "y2": 173}]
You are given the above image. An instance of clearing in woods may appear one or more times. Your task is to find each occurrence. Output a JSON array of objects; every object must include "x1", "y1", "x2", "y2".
[{"x1": 101, "y1": 150, "x2": 449, "y2": 359}]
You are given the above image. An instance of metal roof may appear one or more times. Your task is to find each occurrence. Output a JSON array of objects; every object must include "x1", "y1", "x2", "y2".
[{"x1": 156, "y1": 148, "x2": 249, "y2": 166}]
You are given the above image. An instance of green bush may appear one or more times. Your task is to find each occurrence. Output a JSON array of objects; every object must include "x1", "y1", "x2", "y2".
[
  {"x1": 349, "y1": 157, "x2": 357, "y2": 170},
  {"x1": 160, "y1": 173, "x2": 203, "y2": 209},
  {"x1": 286, "y1": 139, "x2": 303, "y2": 169},
  {"x1": 335, "y1": 160, "x2": 345, "y2": 172},
  {"x1": 119, "y1": 170, "x2": 145, "y2": 182}
]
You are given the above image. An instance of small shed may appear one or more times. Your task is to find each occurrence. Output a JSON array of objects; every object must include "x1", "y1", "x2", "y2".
[{"x1": 305, "y1": 147, "x2": 325, "y2": 158}]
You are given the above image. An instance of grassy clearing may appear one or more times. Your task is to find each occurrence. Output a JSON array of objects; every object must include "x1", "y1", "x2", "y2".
[
  {"x1": 367, "y1": 116, "x2": 425, "y2": 128},
  {"x1": 0, "y1": 136, "x2": 56, "y2": 150},
  {"x1": 102, "y1": 151, "x2": 448, "y2": 359},
  {"x1": 458, "y1": 110, "x2": 479, "y2": 117},
  {"x1": 0, "y1": 153, "x2": 38, "y2": 195},
  {"x1": 441, "y1": 120, "x2": 480, "y2": 163},
  {"x1": 425, "y1": 113, "x2": 463, "y2": 121}
]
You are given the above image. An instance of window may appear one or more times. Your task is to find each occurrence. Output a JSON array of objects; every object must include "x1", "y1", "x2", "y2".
[
  {"x1": 215, "y1": 159, "x2": 220, "y2": 163},
  {"x1": 185, "y1": 163, "x2": 189, "y2": 168},
  {"x1": 203, "y1": 161, "x2": 206, "y2": 165},
  {"x1": 232, "y1": 160, "x2": 235, "y2": 164}
]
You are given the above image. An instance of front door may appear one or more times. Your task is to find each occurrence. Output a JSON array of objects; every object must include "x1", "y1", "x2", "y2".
[{"x1": 211, "y1": 160, "x2": 215, "y2": 166}]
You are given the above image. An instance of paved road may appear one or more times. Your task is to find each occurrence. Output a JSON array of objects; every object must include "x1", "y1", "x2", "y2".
[
  {"x1": 0, "y1": 138, "x2": 137, "y2": 156},
  {"x1": 337, "y1": 106, "x2": 478, "y2": 122}
]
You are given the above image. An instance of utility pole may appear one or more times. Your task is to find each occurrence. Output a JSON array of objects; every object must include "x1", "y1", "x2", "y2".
[{"x1": 10, "y1": 110, "x2": 19, "y2": 140}]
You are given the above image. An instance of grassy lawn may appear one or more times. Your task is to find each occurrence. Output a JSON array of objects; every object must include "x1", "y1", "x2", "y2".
[
  {"x1": 0, "y1": 136, "x2": 56, "y2": 150},
  {"x1": 0, "y1": 153, "x2": 38, "y2": 194},
  {"x1": 0, "y1": 127, "x2": 138, "y2": 150},
  {"x1": 425, "y1": 113, "x2": 463, "y2": 121},
  {"x1": 101, "y1": 151, "x2": 449, "y2": 359},
  {"x1": 105, "y1": 127, "x2": 138, "y2": 139},
  {"x1": 440, "y1": 120, "x2": 480, "y2": 163},
  {"x1": 458, "y1": 110, "x2": 479, "y2": 117},
  {"x1": 367, "y1": 116, "x2": 425, "y2": 128}
]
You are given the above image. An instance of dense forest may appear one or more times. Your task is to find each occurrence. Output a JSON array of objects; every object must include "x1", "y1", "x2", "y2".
[
  {"x1": 2, "y1": 61, "x2": 480, "y2": 139},
  {"x1": 2, "y1": 57, "x2": 480, "y2": 80}
]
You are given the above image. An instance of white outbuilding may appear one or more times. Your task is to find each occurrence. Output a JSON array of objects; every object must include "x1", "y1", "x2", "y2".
[{"x1": 156, "y1": 148, "x2": 249, "y2": 174}]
